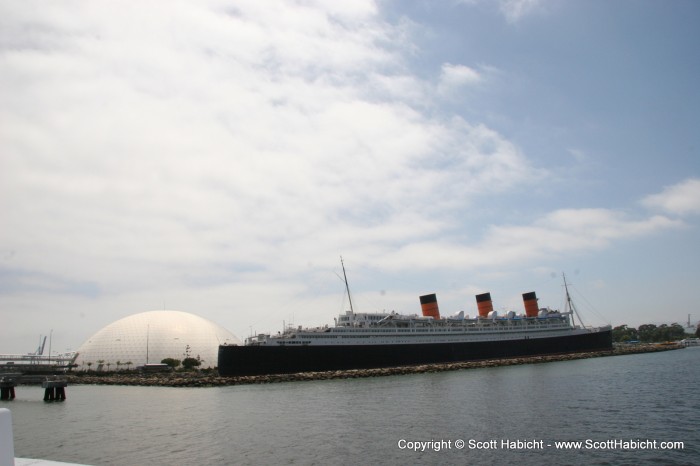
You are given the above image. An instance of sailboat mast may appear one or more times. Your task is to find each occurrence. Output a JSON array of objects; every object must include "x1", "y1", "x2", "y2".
[{"x1": 341, "y1": 256, "x2": 355, "y2": 315}]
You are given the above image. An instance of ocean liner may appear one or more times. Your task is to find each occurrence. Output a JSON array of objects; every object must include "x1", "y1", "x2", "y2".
[{"x1": 218, "y1": 262, "x2": 612, "y2": 376}]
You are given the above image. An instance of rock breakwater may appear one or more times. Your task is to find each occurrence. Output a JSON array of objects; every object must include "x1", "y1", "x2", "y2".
[{"x1": 65, "y1": 344, "x2": 682, "y2": 388}]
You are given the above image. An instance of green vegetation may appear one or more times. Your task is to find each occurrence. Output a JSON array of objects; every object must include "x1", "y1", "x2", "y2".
[
  {"x1": 182, "y1": 344, "x2": 202, "y2": 370},
  {"x1": 612, "y1": 323, "x2": 688, "y2": 343},
  {"x1": 161, "y1": 358, "x2": 181, "y2": 369},
  {"x1": 182, "y1": 357, "x2": 201, "y2": 370}
]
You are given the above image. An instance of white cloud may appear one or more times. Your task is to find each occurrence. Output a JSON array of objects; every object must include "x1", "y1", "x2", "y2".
[
  {"x1": 499, "y1": 0, "x2": 546, "y2": 23},
  {"x1": 0, "y1": 1, "x2": 536, "y2": 298},
  {"x1": 641, "y1": 178, "x2": 700, "y2": 216},
  {"x1": 455, "y1": 0, "x2": 548, "y2": 24},
  {"x1": 438, "y1": 63, "x2": 482, "y2": 94},
  {"x1": 375, "y1": 207, "x2": 682, "y2": 271}
]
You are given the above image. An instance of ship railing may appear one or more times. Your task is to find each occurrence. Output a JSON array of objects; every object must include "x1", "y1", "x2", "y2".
[{"x1": 317, "y1": 323, "x2": 572, "y2": 337}]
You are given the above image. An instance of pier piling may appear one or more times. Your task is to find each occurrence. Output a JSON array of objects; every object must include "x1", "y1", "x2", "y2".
[
  {"x1": 0, "y1": 381, "x2": 16, "y2": 401},
  {"x1": 42, "y1": 380, "x2": 68, "y2": 402}
]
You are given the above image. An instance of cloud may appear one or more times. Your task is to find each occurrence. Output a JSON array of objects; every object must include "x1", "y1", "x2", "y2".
[
  {"x1": 0, "y1": 1, "x2": 691, "y2": 297},
  {"x1": 499, "y1": 0, "x2": 546, "y2": 23},
  {"x1": 438, "y1": 63, "x2": 482, "y2": 95},
  {"x1": 375, "y1": 207, "x2": 682, "y2": 271},
  {"x1": 0, "y1": 1, "x2": 537, "y2": 297},
  {"x1": 455, "y1": 0, "x2": 547, "y2": 24},
  {"x1": 641, "y1": 178, "x2": 700, "y2": 216}
]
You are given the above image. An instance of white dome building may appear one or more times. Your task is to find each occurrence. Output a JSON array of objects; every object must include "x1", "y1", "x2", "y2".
[{"x1": 74, "y1": 310, "x2": 240, "y2": 370}]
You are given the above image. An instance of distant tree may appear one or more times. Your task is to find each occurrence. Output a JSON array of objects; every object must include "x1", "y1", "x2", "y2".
[
  {"x1": 637, "y1": 324, "x2": 657, "y2": 342},
  {"x1": 161, "y1": 358, "x2": 181, "y2": 369},
  {"x1": 612, "y1": 325, "x2": 638, "y2": 342},
  {"x1": 86, "y1": 362, "x2": 93, "y2": 371},
  {"x1": 125, "y1": 361, "x2": 133, "y2": 371},
  {"x1": 655, "y1": 324, "x2": 670, "y2": 341},
  {"x1": 696, "y1": 325, "x2": 700, "y2": 338},
  {"x1": 667, "y1": 323, "x2": 686, "y2": 341},
  {"x1": 106, "y1": 362, "x2": 112, "y2": 371},
  {"x1": 612, "y1": 325, "x2": 625, "y2": 341},
  {"x1": 181, "y1": 345, "x2": 202, "y2": 370},
  {"x1": 182, "y1": 357, "x2": 201, "y2": 370},
  {"x1": 649, "y1": 323, "x2": 686, "y2": 342},
  {"x1": 625, "y1": 323, "x2": 687, "y2": 342},
  {"x1": 116, "y1": 361, "x2": 122, "y2": 371}
]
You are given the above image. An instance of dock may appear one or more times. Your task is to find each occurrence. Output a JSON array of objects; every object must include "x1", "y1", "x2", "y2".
[
  {"x1": 0, "y1": 374, "x2": 69, "y2": 402},
  {"x1": 1, "y1": 351, "x2": 73, "y2": 402}
]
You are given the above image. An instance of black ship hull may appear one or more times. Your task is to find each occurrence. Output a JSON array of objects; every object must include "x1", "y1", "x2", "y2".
[{"x1": 218, "y1": 329, "x2": 613, "y2": 376}]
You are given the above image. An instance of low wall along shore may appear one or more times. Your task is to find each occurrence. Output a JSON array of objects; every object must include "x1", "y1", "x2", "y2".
[{"x1": 63, "y1": 344, "x2": 683, "y2": 388}]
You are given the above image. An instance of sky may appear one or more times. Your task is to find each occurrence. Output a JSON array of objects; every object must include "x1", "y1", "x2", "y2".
[{"x1": 1, "y1": 0, "x2": 699, "y2": 355}]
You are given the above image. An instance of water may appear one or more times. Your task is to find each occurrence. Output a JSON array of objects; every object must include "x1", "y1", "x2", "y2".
[{"x1": 7, "y1": 348, "x2": 700, "y2": 465}]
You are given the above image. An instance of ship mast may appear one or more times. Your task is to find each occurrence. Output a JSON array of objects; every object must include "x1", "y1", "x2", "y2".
[
  {"x1": 340, "y1": 256, "x2": 355, "y2": 315},
  {"x1": 563, "y1": 273, "x2": 585, "y2": 328}
]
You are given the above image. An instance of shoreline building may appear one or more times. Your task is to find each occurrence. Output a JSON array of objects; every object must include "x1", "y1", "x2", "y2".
[{"x1": 74, "y1": 310, "x2": 240, "y2": 370}]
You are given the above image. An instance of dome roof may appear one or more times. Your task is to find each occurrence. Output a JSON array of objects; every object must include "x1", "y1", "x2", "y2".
[{"x1": 74, "y1": 310, "x2": 240, "y2": 369}]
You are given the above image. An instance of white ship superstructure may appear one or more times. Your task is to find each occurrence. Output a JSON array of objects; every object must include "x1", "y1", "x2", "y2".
[{"x1": 245, "y1": 307, "x2": 600, "y2": 347}]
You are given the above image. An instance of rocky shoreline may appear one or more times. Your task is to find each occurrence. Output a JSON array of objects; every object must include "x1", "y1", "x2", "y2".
[{"x1": 63, "y1": 343, "x2": 683, "y2": 388}]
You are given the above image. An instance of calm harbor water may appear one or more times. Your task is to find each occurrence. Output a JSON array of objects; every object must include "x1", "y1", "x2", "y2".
[{"x1": 7, "y1": 348, "x2": 700, "y2": 465}]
